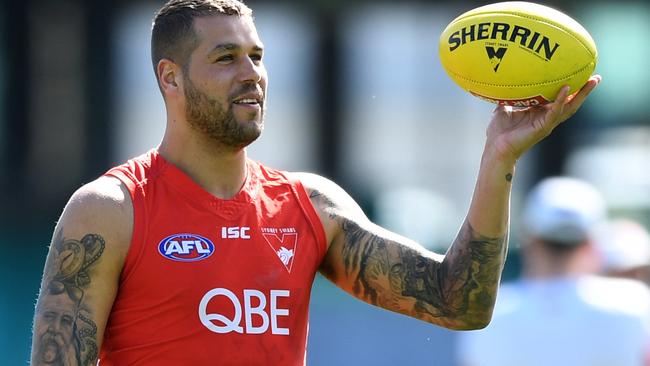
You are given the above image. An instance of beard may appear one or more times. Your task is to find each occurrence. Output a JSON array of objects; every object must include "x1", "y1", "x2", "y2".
[
  {"x1": 184, "y1": 77, "x2": 264, "y2": 150},
  {"x1": 38, "y1": 331, "x2": 68, "y2": 364}
]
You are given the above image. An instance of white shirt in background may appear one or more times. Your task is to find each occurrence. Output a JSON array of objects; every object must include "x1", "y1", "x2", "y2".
[{"x1": 457, "y1": 276, "x2": 650, "y2": 366}]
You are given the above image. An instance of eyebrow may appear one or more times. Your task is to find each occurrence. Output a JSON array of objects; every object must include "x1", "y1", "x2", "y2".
[{"x1": 207, "y1": 43, "x2": 264, "y2": 56}]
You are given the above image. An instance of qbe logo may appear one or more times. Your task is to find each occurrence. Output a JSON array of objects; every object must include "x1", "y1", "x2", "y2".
[
  {"x1": 158, "y1": 233, "x2": 215, "y2": 262},
  {"x1": 199, "y1": 288, "x2": 290, "y2": 335}
]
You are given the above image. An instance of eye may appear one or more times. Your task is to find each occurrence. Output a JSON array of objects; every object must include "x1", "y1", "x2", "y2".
[
  {"x1": 61, "y1": 315, "x2": 74, "y2": 328},
  {"x1": 250, "y1": 53, "x2": 263, "y2": 64},
  {"x1": 215, "y1": 54, "x2": 234, "y2": 63}
]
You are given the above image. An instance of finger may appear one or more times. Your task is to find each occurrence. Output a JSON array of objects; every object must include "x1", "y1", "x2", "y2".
[
  {"x1": 551, "y1": 75, "x2": 601, "y2": 123},
  {"x1": 546, "y1": 85, "x2": 570, "y2": 122},
  {"x1": 492, "y1": 104, "x2": 505, "y2": 113},
  {"x1": 565, "y1": 75, "x2": 601, "y2": 112},
  {"x1": 492, "y1": 104, "x2": 511, "y2": 118},
  {"x1": 553, "y1": 84, "x2": 571, "y2": 106}
]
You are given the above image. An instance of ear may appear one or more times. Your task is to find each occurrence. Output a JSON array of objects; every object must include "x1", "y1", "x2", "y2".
[{"x1": 157, "y1": 59, "x2": 183, "y2": 98}]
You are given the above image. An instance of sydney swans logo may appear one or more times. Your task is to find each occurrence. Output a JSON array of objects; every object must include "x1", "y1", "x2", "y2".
[
  {"x1": 276, "y1": 247, "x2": 294, "y2": 266},
  {"x1": 261, "y1": 227, "x2": 298, "y2": 273}
]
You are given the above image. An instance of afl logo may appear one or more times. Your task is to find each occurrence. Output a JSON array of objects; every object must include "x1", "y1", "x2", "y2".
[{"x1": 158, "y1": 233, "x2": 215, "y2": 262}]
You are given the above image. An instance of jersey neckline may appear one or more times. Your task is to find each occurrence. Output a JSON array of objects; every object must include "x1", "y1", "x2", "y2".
[{"x1": 151, "y1": 148, "x2": 260, "y2": 209}]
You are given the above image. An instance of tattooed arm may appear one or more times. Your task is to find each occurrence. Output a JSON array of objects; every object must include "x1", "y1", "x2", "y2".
[
  {"x1": 295, "y1": 77, "x2": 601, "y2": 330},
  {"x1": 31, "y1": 177, "x2": 132, "y2": 366},
  {"x1": 296, "y1": 171, "x2": 507, "y2": 330}
]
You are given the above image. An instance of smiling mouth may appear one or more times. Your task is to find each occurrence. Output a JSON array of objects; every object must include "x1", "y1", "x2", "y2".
[{"x1": 233, "y1": 98, "x2": 260, "y2": 106}]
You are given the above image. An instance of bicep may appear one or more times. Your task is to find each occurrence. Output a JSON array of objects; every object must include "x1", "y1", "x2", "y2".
[
  {"x1": 320, "y1": 217, "x2": 447, "y2": 320},
  {"x1": 322, "y1": 215, "x2": 506, "y2": 329},
  {"x1": 296, "y1": 173, "x2": 451, "y2": 320},
  {"x1": 299, "y1": 173, "x2": 505, "y2": 329},
  {"x1": 31, "y1": 179, "x2": 132, "y2": 365}
]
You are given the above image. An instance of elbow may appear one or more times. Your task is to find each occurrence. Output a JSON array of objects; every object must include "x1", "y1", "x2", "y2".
[
  {"x1": 439, "y1": 308, "x2": 494, "y2": 331},
  {"x1": 445, "y1": 317, "x2": 492, "y2": 331},
  {"x1": 455, "y1": 315, "x2": 492, "y2": 331},
  {"x1": 443, "y1": 288, "x2": 498, "y2": 330},
  {"x1": 461, "y1": 303, "x2": 495, "y2": 330}
]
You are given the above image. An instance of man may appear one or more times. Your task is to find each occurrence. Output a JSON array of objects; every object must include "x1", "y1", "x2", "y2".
[
  {"x1": 31, "y1": 0, "x2": 600, "y2": 365},
  {"x1": 457, "y1": 177, "x2": 650, "y2": 366}
]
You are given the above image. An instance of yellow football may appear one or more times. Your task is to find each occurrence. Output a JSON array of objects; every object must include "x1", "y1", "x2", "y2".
[{"x1": 439, "y1": 2, "x2": 597, "y2": 106}]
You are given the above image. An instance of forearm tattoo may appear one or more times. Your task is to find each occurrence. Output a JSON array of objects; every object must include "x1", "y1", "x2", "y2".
[
  {"x1": 33, "y1": 232, "x2": 105, "y2": 366},
  {"x1": 439, "y1": 222, "x2": 507, "y2": 321},
  {"x1": 340, "y1": 219, "x2": 506, "y2": 326},
  {"x1": 310, "y1": 184, "x2": 506, "y2": 326}
]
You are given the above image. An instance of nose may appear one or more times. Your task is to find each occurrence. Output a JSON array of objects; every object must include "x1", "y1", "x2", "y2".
[
  {"x1": 47, "y1": 318, "x2": 61, "y2": 333},
  {"x1": 238, "y1": 56, "x2": 264, "y2": 84}
]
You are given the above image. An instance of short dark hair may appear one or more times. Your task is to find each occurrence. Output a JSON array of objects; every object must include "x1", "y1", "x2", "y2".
[{"x1": 151, "y1": 0, "x2": 253, "y2": 74}]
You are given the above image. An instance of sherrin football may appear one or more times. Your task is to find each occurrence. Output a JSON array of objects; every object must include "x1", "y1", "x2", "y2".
[{"x1": 439, "y1": 2, "x2": 597, "y2": 106}]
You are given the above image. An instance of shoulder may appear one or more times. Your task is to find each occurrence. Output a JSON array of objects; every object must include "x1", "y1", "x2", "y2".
[
  {"x1": 289, "y1": 172, "x2": 368, "y2": 249},
  {"x1": 288, "y1": 172, "x2": 339, "y2": 199},
  {"x1": 289, "y1": 172, "x2": 365, "y2": 218},
  {"x1": 290, "y1": 172, "x2": 339, "y2": 201},
  {"x1": 65, "y1": 176, "x2": 132, "y2": 223},
  {"x1": 289, "y1": 172, "x2": 338, "y2": 191},
  {"x1": 57, "y1": 176, "x2": 133, "y2": 261}
]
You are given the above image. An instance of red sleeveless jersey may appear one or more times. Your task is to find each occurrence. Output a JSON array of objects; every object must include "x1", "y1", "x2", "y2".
[{"x1": 99, "y1": 149, "x2": 327, "y2": 365}]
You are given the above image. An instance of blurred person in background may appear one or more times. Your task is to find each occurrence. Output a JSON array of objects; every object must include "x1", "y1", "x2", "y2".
[
  {"x1": 30, "y1": 0, "x2": 601, "y2": 365},
  {"x1": 457, "y1": 177, "x2": 650, "y2": 366},
  {"x1": 596, "y1": 218, "x2": 650, "y2": 284}
]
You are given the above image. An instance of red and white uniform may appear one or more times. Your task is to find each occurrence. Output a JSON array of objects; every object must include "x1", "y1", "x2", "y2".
[{"x1": 99, "y1": 149, "x2": 327, "y2": 365}]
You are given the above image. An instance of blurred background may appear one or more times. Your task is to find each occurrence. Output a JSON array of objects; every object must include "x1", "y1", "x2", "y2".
[{"x1": 1, "y1": 0, "x2": 648, "y2": 364}]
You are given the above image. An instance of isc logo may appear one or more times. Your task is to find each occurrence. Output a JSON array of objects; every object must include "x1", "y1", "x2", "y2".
[
  {"x1": 158, "y1": 233, "x2": 215, "y2": 262},
  {"x1": 221, "y1": 226, "x2": 251, "y2": 239}
]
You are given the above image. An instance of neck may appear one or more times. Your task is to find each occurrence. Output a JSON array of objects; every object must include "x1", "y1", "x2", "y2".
[{"x1": 158, "y1": 128, "x2": 248, "y2": 199}]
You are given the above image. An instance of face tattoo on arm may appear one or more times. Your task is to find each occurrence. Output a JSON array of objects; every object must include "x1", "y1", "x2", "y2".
[{"x1": 33, "y1": 231, "x2": 105, "y2": 366}]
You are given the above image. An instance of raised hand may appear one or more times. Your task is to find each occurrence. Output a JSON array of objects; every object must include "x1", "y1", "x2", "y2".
[{"x1": 486, "y1": 75, "x2": 602, "y2": 164}]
